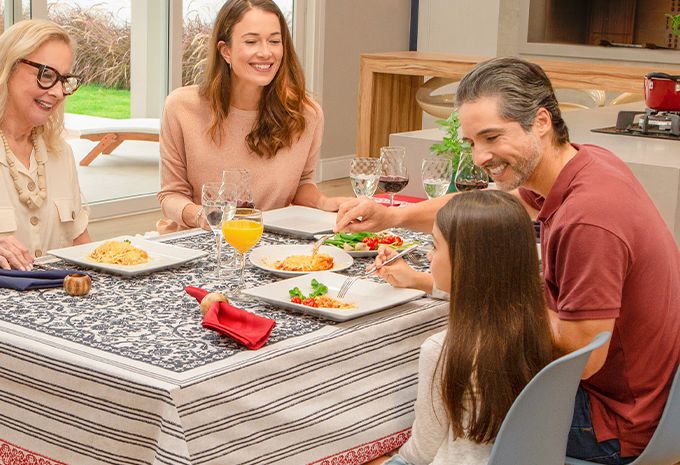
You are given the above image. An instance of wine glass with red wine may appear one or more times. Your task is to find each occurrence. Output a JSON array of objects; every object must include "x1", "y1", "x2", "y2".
[
  {"x1": 454, "y1": 150, "x2": 489, "y2": 192},
  {"x1": 379, "y1": 146, "x2": 409, "y2": 206}
]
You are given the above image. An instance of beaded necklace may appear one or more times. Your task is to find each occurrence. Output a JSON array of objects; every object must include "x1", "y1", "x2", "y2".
[{"x1": 0, "y1": 129, "x2": 46, "y2": 209}]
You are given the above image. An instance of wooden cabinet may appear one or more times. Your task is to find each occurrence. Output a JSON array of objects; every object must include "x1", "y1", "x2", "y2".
[{"x1": 587, "y1": 0, "x2": 637, "y2": 44}]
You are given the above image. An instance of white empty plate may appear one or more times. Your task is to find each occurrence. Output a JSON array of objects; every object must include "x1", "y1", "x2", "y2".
[
  {"x1": 243, "y1": 271, "x2": 426, "y2": 321},
  {"x1": 262, "y1": 206, "x2": 337, "y2": 238}
]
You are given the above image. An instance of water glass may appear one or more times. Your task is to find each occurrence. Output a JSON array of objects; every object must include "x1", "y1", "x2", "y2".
[
  {"x1": 421, "y1": 156, "x2": 452, "y2": 199},
  {"x1": 202, "y1": 182, "x2": 237, "y2": 278},
  {"x1": 349, "y1": 157, "x2": 381, "y2": 198},
  {"x1": 221, "y1": 208, "x2": 264, "y2": 298},
  {"x1": 379, "y1": 146, "x2": 409, "y2": 206}
]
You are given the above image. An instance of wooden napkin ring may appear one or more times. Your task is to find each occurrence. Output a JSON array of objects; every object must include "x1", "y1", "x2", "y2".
[{"x1": 63, "y1": 273, "x2": 92, "y2": 296}]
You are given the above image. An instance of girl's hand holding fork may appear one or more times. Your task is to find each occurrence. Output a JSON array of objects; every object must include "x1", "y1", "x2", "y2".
[{"x1": 373, "y1": 245, "x2": 433, "y2": 292}]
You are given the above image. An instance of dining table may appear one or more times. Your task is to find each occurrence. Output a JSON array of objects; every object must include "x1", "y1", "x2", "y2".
[{"x1": 0, "y1": 228, "x2": 447, "y2": 465}]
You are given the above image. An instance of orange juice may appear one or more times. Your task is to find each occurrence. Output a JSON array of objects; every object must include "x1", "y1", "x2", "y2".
[{"x1": 222, "y1": 219, "x2": 263, "y2": 253}]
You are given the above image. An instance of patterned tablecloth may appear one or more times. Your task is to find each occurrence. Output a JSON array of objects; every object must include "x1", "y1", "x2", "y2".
[{"x1": 0, "y1": 229, "x2": 447, "y2": 465}]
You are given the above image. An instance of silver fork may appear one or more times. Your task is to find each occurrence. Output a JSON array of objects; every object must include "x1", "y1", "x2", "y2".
[
  {"x1": 311, "y1": 233, "x2": 334, "y2": 257},
  {"x1": 337, "y1": 244, "x2": 420, "y2": 298}
]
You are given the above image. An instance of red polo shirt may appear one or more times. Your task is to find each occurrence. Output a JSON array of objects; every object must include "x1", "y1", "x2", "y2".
[{"x1": 520, "y1": 144, "x2": 680, "y2": 457}]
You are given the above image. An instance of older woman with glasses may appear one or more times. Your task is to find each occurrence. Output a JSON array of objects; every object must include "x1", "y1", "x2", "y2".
[{"x1": 0, "y1": 19, "x2": 89, "y2": 270}]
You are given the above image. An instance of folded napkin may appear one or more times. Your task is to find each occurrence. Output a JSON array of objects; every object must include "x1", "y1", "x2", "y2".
[
  {"x1": 185, "y1": 286, "x2": 276, "y2": 350},
  {"x1": 0, "y1": 269, "x2": 87, "y2": 291}
]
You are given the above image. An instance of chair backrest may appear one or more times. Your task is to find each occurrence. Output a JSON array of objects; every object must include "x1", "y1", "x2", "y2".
[
  {"x1": 554, "y1": 88, "x2": 606, "y2": 110},
  {"x1": 486, "y1": 332, "x2": 612, "y2": 465},
  {"x1": 631, "y1": 364, "x2": 680, "y2": 465}
]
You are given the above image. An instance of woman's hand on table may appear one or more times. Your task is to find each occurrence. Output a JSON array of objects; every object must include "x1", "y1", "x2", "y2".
[
  {"x1": 373, "y1": 245, "x2": 432, "y2": 292},
  {"x1": 334, "y1": 197, "x2": 397, "y2": 233},
  {"x1": 182, "y1": 203, "x2": 211, "y2": 231},
  {"x1": 0, "y1": 235, "x2": 34, "y2": 271}
]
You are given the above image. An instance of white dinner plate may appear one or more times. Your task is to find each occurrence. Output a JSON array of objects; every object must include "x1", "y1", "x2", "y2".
[
  {"x1": 313, "y1": 232, "x2": 420, "y2": 258},
  {"x1": 243, "y1": 271, "x2": 426, "y2": 321},
  {"x1": 262, "y1": 205, "x2": 337, "y2": 238},
  {"x1": 249, "y1": 244, "x2": 354, "y2": 277},
  {"x1": 47, "y1": 235, "x2": 207, "y2": 276},
  {"x1": 313, "y1": 234, "x2": 378, "y2": 258}
]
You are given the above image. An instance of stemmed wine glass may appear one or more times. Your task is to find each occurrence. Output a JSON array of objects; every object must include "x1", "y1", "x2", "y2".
[
  {"x1": 421, "y1": 156, "x2": 452, "y2": 199},
  {"x1": 379, "y1": 146, "x2": 409, "y2": 206},
  {"x1": 202, "y1": 182, "x2": 237, "y2": 278},
  {"x1": 221, "y1": 208, "x2": 263, "y2": 298},
  {"x1": 222, "y1": 169, "x2": 255, "y2": 209},
  {"x1": 349, "y1": 157, "x2": 381, "y2": 198},
  {"x1": 454, "y1": 150, "x2": 489, "y2": 192}
]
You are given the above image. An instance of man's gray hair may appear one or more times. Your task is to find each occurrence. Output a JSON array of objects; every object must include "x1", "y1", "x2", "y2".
[{"x1": 455, "y1": 57, "x2": 570, "y2": 145}]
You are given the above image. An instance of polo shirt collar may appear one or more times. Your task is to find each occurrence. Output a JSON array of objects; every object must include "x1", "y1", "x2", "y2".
[{"x1": 536, "y1": 143, "x2": 592, "y2": 223}]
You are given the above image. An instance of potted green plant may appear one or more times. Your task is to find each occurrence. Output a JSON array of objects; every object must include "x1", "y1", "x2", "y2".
[
  {"x1": 667, "y1": 13, "x2": 680, "y2": 38},
  {"x1": 429, "y1": 111, "x2": 471, "y2": 192}
]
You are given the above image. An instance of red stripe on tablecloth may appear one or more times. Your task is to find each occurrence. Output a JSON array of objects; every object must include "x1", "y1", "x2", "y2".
[
  {"x1": 0, "y1": 439, "x2": 68, "y2": 465},
  {"x1": 307, "y1": 428, "x2": 411, "y2": 465}
]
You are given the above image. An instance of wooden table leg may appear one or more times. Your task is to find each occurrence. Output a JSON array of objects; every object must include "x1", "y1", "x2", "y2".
[{"x1": 356, "y1": 66, "x2": 423, "y2": 157}]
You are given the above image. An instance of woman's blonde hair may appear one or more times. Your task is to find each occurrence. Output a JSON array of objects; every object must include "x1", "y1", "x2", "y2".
[
  {"x1": 199, "y1": 0, "x2": 312, "y2": 158},
  {"x1": 0, "y1": 19, "x2": 76, "y2": 152}
]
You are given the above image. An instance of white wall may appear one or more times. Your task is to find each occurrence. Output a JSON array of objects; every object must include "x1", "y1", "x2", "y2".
[
  {"x1": 315, "y1": 0, "x2": 411, "y2": 175},
  {"x1": 417, "y1": 0, "x2": 501, "y2": 55}
]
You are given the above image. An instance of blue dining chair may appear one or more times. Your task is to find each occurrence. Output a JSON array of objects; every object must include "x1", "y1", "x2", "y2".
[
  {"x1": 565, "y1": 364, "x2": 680, "y2": 465},
  {"x1": 486, "y1": 331, "x2": 612, "y2": 465}
]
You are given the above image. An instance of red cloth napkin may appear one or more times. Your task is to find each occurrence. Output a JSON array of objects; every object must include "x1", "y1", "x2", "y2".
[{"x1": 185, "y1": 286, "x2": 275, "y2": 350}]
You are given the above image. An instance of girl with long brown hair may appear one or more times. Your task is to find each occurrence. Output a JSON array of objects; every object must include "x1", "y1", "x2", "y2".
[
  {"x1": 376, "y1": 190, "x2": 554, "y2": 465},
  {"x1": 158, "y1": 0, "x2": 346, "y2": 232}
]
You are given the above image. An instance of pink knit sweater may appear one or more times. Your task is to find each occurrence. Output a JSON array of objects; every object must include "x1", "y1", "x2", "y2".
[{"x1": 157, "y1": 85, "x2": 323, "y2": 228}]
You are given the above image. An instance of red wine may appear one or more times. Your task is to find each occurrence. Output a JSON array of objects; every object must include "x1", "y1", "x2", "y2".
[
  {"x1": 455, "y1": 179, "x2": 489, "y2": 191},
  {"x1": 237, "y1": 200, "x2": 255, "y2": 208},
  {"x1": 379, "y1": 175, "x2": 409, "y2": 193}
]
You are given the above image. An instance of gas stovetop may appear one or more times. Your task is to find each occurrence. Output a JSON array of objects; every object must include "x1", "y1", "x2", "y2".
[{"x1": 616, "y1": 110, "x2": 680, "y2": 137}]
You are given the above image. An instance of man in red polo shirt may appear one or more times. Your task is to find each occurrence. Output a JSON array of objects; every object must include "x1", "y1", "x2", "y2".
[{"x1": 335, "y1": 57, "x2": 679, "y2": 464}]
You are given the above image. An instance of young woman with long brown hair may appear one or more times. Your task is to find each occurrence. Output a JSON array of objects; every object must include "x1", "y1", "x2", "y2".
[
  {"x1": 376, "y1": 190, "x2": 554, "y2": 465},
  {"x1": 158, "y1": 0, "x2": 346, "y2": 232}
]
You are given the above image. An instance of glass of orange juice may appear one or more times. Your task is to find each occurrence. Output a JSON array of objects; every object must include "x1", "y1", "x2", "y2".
[{"x1": 221, "y1": 208, "x2": 263, "y2": 297}]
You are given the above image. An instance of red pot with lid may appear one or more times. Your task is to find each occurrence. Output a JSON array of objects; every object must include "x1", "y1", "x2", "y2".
[{"x1": 644, "y1": 72, "x2": 680, "y2": 111}]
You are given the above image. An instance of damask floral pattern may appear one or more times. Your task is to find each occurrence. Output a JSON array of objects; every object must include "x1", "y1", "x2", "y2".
[
  {"x1": 0, "y1": 230, "x2": 430, "y2": 373},
  {"x1": 0, "y1": 440, "x2": 66, "y2": 465},
  {"x1": 311, "y1": 429, "x2": 412, "y2": 465}
]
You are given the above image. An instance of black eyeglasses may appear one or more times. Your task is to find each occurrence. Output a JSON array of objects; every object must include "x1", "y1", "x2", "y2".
[{"x1": 18, "y1": 59, "x2": 82, "y2": 96}]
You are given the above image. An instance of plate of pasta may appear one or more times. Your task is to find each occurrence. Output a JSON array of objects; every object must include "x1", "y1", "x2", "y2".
[
  {"x1": 47, "y1": 235, "x2": 208, "y2": 276},
  {"x1": 249, "y1": 244, "x2": 354, "y2": 277},
  {"x1": 243, "y1": 271, "x2": 426, "y2": 321}
]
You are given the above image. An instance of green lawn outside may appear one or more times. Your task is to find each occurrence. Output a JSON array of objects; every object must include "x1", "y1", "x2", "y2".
[{"x1": 65, "y1": 84, "x2": 131, "y2": 119}]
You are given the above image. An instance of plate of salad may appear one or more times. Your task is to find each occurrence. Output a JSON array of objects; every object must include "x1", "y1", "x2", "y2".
[{"x1": 315, "y1": 232, "x2": 418, "y2": 257}]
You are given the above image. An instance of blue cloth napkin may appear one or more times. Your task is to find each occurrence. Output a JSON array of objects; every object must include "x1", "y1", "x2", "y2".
[{"x1": 0, "y1": 269, "x2": 87, "y2": 291}]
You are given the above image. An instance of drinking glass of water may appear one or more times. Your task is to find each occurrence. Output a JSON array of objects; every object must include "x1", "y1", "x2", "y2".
[
  {"x1": 202, "y1": 181, "x2": 237, "y2": 278},
  {"x1": 421, "y1": 156, "x2": 452, "y2": 199},
  {"x1": 349, "y1": 157, "x2": 381, "y2": 198},
  {"x1": 379, "y1": 146, "x2": 409, "y2": 206}
]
